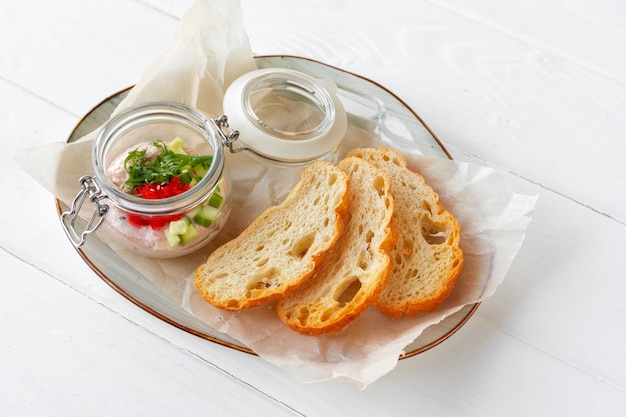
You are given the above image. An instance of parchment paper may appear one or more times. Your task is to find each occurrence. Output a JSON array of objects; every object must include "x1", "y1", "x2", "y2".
[{"x1": 17, "y1": 0, "x2": 537, "y2": 389}]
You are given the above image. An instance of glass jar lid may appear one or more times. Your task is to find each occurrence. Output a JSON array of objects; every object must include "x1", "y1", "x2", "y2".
[{"x1": 223, "y1": 68, "x2": 347, "y2": 163}]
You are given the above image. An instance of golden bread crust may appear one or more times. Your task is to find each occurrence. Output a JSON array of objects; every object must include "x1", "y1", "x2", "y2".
[
  {"x1": 347, "y1": 147, "x2": 464, "y2": 317},
  {"x1": 194, "y1": 161, "x2": 350, "y2": 310},
  {"x1": 277, "y1": 157, "x2": 397, "y2": 335}
]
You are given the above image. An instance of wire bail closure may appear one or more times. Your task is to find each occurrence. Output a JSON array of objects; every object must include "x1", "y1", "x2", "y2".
[
  {"x1": 61, "y1": 175, "x2": 109, "y2": 248},
  {"x1": 215, "y1": 114, "x2": 240, "y2": 147},
  {"x1": 216, "y1": 114, "x2": 288, "y2": 164},
  {"x1": 217, "y1": 113, "x2": 280, "y2": 163},
  {"x1": 215, "y1": 114, "x2": 260, "y2": 159}
]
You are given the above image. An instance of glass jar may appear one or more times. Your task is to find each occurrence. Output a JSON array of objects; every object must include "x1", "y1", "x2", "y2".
[
  {"x1": 62, "y1": 68, "x2": 348, "y2": 258},
  {"x1": 62, "y1": 102, "x2": 237, "y2": 258}
]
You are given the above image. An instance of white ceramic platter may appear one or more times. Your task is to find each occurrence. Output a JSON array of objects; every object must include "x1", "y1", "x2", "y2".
[{"x1": 57, "y1": 55, "x2": 479, "y2": 358}]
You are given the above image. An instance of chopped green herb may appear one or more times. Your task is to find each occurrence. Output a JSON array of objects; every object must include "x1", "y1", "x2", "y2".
[{"x1": 123, "y1": 140, "x2": 213, "y2": 192}]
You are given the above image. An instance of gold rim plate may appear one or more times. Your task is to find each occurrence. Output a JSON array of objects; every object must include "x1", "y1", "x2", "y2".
[{"x1": 56, "y1": 55, "x2": 479, "y2": 358}]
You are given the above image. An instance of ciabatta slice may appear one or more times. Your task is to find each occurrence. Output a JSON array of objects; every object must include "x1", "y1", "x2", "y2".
[
  {"x1": 278, "y1": 157, "x2": 397, "y2": 335},
  {"x1": 348, "y1": 147, "x2": 463, "y2": 317},
  {"x1": 194, "y1": 161, "x2": 349, "y2": 310}
]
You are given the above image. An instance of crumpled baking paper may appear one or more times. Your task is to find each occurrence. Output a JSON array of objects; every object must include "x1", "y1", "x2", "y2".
[
  {"x1": 17, "y1": 0, "x2": 537, "y2": 389},
  {"x1": 184, "y1": 155, "x2": 537, "y2": 389},
  {"x1": 17, "y1": 0, "x2": 256, "y2": 207}
]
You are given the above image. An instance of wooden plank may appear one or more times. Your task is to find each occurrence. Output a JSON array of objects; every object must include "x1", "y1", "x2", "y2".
[
  {"x1": 0, "y1": 250, "x2": 301, "y2": 416},
  {"x1": 0, "y1": 0, "x2": 178, "y2": 115},
  {"x1": 238, "y1": 0, "x2": 626, "y2": 224},
  {"x1": 480, "y1": 172, "x2": 626, "y2": 385},
  {"x1": 3, "y1": 0, "x2": 626, "y2": 414},
  {"x1": 427, "y1": 0, "x2": 626, "y2": 83},
  {"x1": 164, "y1": 311, "x2": 626, "y2": 416}
]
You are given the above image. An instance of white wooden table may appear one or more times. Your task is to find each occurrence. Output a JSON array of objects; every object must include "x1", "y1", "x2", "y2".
[{"x1": 2, "y1": 0, "x2": 625, "y2": 415}]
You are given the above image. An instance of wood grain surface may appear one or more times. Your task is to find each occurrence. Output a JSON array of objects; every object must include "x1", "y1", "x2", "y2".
[{"x1": 1, "y1": 0, "x2": 624, "y2": 415}]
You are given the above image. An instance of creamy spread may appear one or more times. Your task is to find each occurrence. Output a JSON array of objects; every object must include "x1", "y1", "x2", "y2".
[{"x1": 101, "y1": 139, "x2": 227, "y2": 256}]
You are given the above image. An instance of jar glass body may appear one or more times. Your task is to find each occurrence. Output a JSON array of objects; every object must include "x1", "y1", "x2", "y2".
[{"x1": 92, "y1": 102, "x2": 231, "y2": 258}]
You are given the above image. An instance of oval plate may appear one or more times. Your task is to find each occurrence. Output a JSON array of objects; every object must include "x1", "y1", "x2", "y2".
[{"x1": 56, "y1": 55, "x2": 479, "y2": 359}]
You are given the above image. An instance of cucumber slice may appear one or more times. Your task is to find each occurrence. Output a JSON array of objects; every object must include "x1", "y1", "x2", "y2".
[
  {"x1": 179, "y1": 222, "x2": 199, "y2": 245},
  {"x1": 168, "y1": 137, "x2": 187, "y2": 154},
  {"x1": 164, "y1": 228, "x2": 181, "y2": 247},
  {"x1": 192, "y1": 163, "x2": 208, "y2": 178},
  {"x1": 193, "y1": 205, "x2": 220, "y2": 227},
  {"x1": 187, "y1": 206, "x2": 203, "y2": 219},
  {"x1": 169, "y1": 218, "x2": 189, "y2": 235},
  {"x1": 208, "y1": 191, "x2": 224, "y2": 208}
]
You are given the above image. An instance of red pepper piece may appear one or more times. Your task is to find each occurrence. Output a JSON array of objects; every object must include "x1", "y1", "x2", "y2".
[{"x1": 127, "y1": 176, "x2": 191, "y2": 229}]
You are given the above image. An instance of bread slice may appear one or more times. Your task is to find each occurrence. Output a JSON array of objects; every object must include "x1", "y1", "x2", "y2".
[
  {"x1": 347, "y1": 147, "x2": 463, "y2": 317},
  {"x1": 277, "y1": 157, "x2": 397, "y2": 335},
  {"x1": 194, "y1": 161, "x2": 350, "y2": 310}
]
